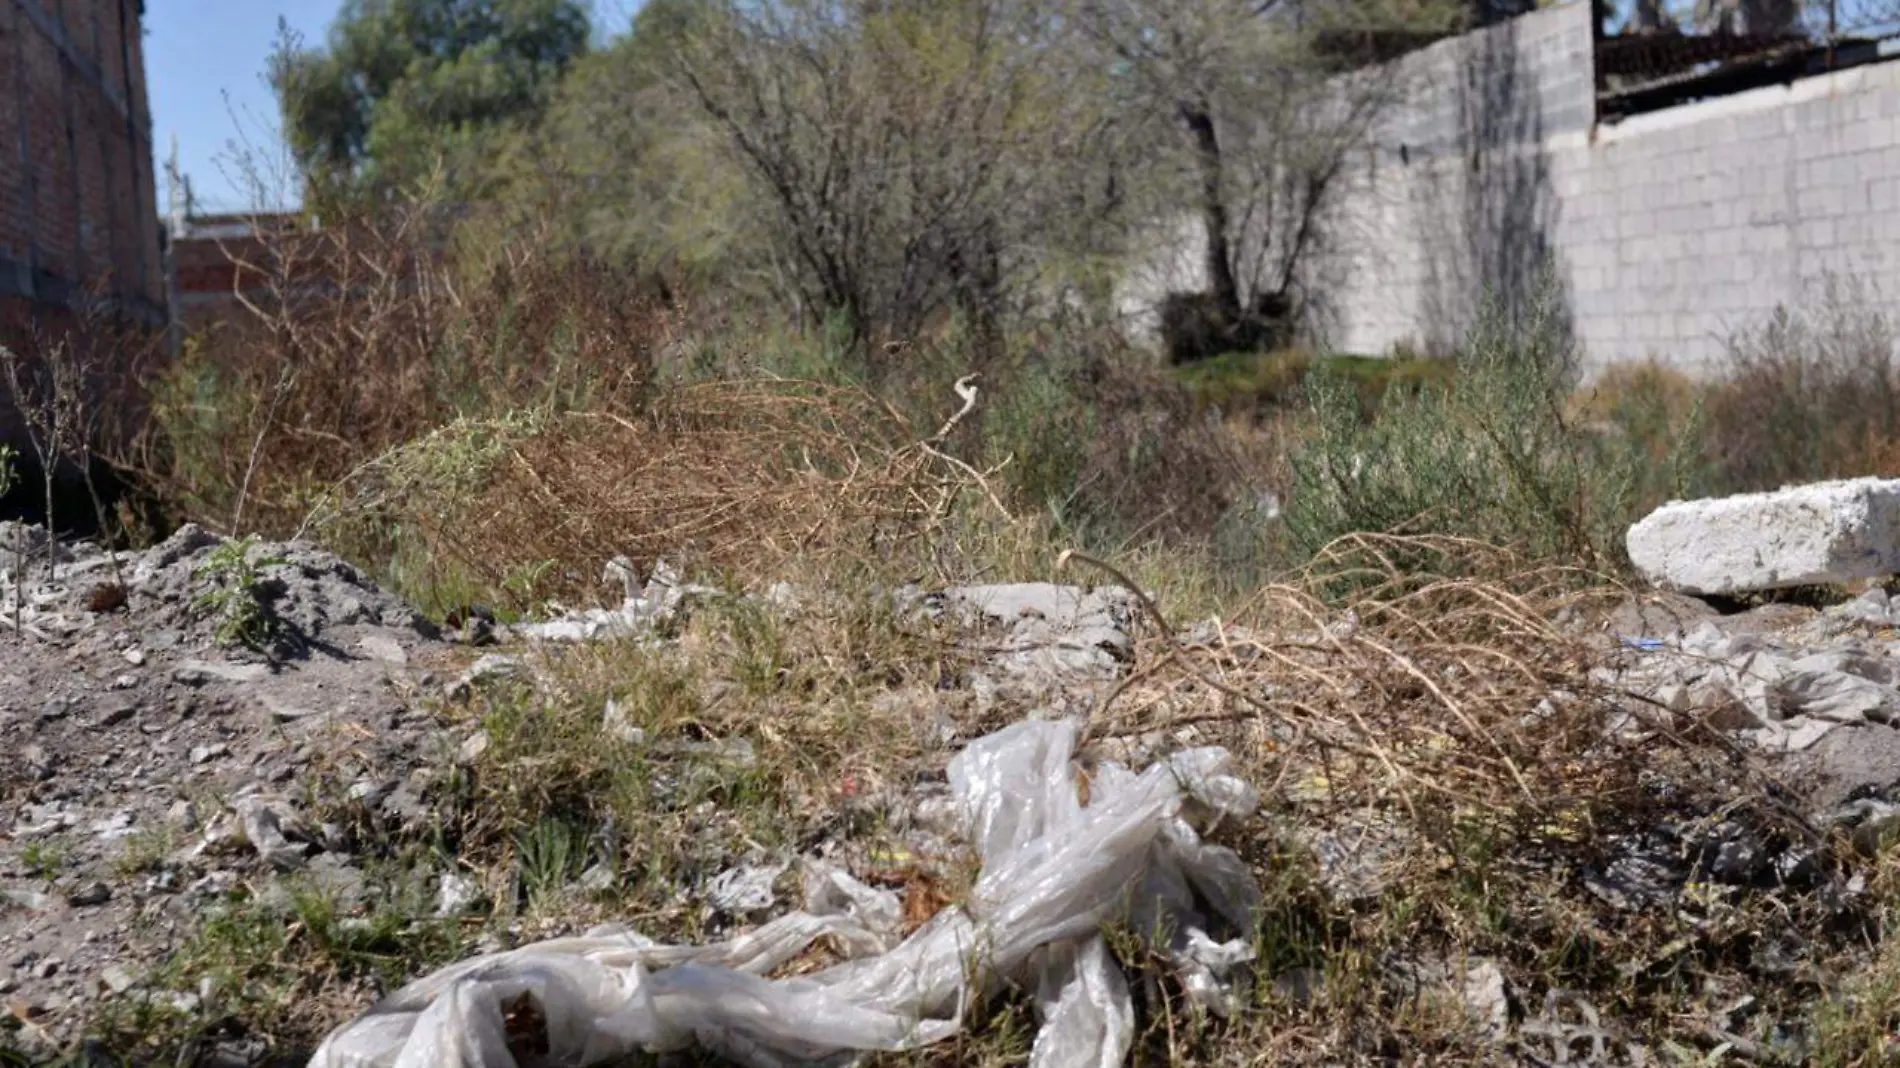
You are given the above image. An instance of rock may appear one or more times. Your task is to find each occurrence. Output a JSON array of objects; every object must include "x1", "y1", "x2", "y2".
[
  {"x1": 258, "y1": 695, "x2": 328, "y2": 723},
  {"x1": 232, "y1": 797, "x2": 310, "y2": 871},
  {"x1": 601, "y1": 696, "x2": 647, "y2": 744},
  {"x1": 166, "y1": 800, "x2": 199, "y2": 829},
  {"x1": 95, "y1": 699, "x2": 137, "y2": 727},
  {"x1": 98, "y1": 966, "x2": 136, "y2": 994},
  {"x1": 175, "y1": 660, "x2": 270, "y2": 686},
  {"x1": 436, "y1": 873, "x2": 480, "y2": 917},
  {"x1": 1826, "y1": 798, "x2": 1900, "y2": 854},
  {"x1": 1841, "y1": 588, "x2": 1896, "y2": 627},
  {"x1": 356, "y1": 633, "x2": 408, "y2": 665},
  {"x1": 189, "y1": 743, "x2": 230, "y2": 765},
  {"x1": 122, "y1": 648, "x2": 146, "y2": 666},
  {"x1": 1461, "y1": 960, "x2": 1513, "y2": 1037},
  {"x1": 457, "y1": 731, "x2": 490, "y2": 765},
  {"x1": 1387, "y1": 955, "x2": 1514, "y2": 1036},
  {"x1": 1604, "y1": 592, "x2": 1717, "y2": 645},
  {"x1": 67, "y1": 881, "x2": 111, "y2": 907},
  {"x1": 578, "y1": 863, "x2": 616, "y2": 893},
  {"x1": 1627, "y1": 478, "x2": 1900, "y2": 595},
  {"x1": 2, "y1": 889, "x2": 53, "y2": 911},
  {"x1": 447, "y1": 654, "x2": 522, "y2": 700}
]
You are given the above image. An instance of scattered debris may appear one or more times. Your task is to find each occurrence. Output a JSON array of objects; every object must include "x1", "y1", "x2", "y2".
[
  {"x1": 704, "y1": 861, "x2": 789, "y2": 916},
  {"x1": 508, "y1": 558, "x2": 715, "y2": 642},
  {"x1": 308, "y1": 719, "x2": 1261, "y2": 1068}
]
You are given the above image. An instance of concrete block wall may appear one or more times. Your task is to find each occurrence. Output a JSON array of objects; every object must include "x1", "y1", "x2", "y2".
[{"x1": 1121, "y1": 0, "x2": 1900, "y2": 374}]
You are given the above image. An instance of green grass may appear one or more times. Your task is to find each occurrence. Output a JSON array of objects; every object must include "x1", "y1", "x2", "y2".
[
  {"x1": 84, "y1": 861, "x2": 469, "y2": 1063},
  {"x1": 1171, "y1": 349, "x2": 1456, "y2": 416}
]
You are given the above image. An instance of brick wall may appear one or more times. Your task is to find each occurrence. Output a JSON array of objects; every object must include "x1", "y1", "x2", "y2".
[
  {"x1": 0, "y1": 0, "x2": 162, "y2": 339},
  {"x1": 1117, "y1": 1, "x2": 1900, "y2": 374},
  {"x1": 0, "y1": 0, "x2": 159, "y2": 521}
]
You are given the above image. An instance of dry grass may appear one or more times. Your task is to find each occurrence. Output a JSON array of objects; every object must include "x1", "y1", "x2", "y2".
[
  {"x1": 135, "y1": 208, "x2": 670, "y2": 538},
  {"x1": 66, "y1": 530, "x2": 1900, "y2": 1067},
  {"x1": 309, "y1": 375, "x2": 1021, "y2": 615},
  {"x1": 1054, "y1": 534, "x2": 1873, "y2": 1063},
  {"x1": 1700, "y1": 276, "x2": 1900, "y2": 493}
]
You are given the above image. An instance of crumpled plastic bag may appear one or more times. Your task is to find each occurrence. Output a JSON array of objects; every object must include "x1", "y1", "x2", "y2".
[{"x1": 307, "y1": 718, "x2": 1262, "y2": 1068}]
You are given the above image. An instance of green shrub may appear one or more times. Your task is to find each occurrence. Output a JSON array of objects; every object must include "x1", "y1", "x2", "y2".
[
  {"x1": 1172, "y1": 349, "x2": 1455, "y2": 420},
  {"x1": 1285, "y1": 290, "x2": 1698, "y2": 573}
]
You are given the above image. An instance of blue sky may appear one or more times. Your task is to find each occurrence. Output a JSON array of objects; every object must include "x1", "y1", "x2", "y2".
[{"x1": 145, "y1": 1, "x2": 641, "y2": 215}]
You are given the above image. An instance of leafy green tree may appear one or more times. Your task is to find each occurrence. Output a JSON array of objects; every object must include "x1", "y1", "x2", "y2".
[
  {"x1": 273, "y1": 0, "x2": 592, "y2": 208},
  {"x1": 482, "y1": 0, "x2": 755, "y2": 281}
]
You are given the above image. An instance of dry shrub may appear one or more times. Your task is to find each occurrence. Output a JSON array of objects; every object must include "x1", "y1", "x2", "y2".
[
  {"x1": 138, "y1": 206, "x2": 670, "y2": 536},
  {"x1": 1701, "y1": 275, "x2": 1900, "y2": 492},
  {"x1": 317, "y1": 377, "x2": 1005, "y2": 612},
  {"x1": 1082, "y1": 535, "x2": 1859, "y2": 1061},
  {"x1": 1569, "y1": 360, "x2": 1700, "y2": 432},
  {"x1": 960, "y1": 334, "x2": 1280, "y2": 546}
]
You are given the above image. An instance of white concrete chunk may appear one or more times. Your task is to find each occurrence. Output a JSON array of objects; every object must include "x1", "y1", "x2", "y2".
[{"x1": 1627, "y1": 477, "x2": 1900, "y2": 595}]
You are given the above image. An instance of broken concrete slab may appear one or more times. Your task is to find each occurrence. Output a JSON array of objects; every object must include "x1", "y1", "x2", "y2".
[{"x1": 1627, "y1": 477, "x2": 1900, "y2": 596}]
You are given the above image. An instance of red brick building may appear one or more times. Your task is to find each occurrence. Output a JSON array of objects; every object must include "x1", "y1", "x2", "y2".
[
  {"x1": 1, "y1": 0, "x2": 164, "y2": 341},
  {"x1": 0, "y1": 0, "x2": 161, "y2": 521}
]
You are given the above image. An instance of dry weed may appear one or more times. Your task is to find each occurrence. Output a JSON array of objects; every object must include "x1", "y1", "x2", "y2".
[
  {"x1": 316, "y1": 376, "x2": 1013, "y2": 613},
  {"x1": 1064, "y1": 534, "x2": 1864, "y2": 1062}
]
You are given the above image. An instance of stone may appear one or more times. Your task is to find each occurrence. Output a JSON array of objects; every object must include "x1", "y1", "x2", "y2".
[
  {"x1": 436, "y1": 873, "x2": 480, "y2": 917},
  {"x1": 95, "y1": 699, "x2": 138, "y2": 727},
  {"x1": 175, "y1": 660, "x2": 270, "y2": 686},
  {"x1": 457, "y1": 731, "x2": 490, "y2": 765},
  {"x1": 1627, "y1": 478, "x2": 1900, "y2": 595},
  {"x1": 99, "y1": 966, "x2": 136, "y2": 994},
  {"x1": 356, "y1": 633, "x2": 408, "y2": 665},
  {"x1": 190, "y1": 743, "x2": 230, "y2": 765}
]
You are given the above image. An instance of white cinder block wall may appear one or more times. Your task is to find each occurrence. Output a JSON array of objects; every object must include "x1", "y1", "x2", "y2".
[{"x1": 1119, "y1": 1, "x2": 1900, "y2": 374}]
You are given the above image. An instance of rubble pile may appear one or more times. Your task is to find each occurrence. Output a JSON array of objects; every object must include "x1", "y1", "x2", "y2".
[{"x1": 12, "y1": 474, "x2": 1900, "y2": 1066}]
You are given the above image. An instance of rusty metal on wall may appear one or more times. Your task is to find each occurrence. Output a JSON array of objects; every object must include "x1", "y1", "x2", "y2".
[{"x1": 1594, "y1": 0, "x2": 1900, "y2": 117}]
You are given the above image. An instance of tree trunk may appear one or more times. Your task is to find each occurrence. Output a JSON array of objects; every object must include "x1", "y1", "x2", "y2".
[
  {"x1": 1179, "y1": 101, "x2": 1243, "y2": 325},
  {"x1": 952, "y1": 218, "x2": 1007, "y2": 370}
]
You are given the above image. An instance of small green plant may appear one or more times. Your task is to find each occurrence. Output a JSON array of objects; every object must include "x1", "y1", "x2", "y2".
[
  {"x1": 515, "y1": 817, "x2": 589, "y2": 911},
  {"x1": 115, "y1": 827, "x2": 179, "y2": 878},
  {"x1": 192, "y1": 535, "x2": 287, "y2": 650},
  {"x1": 499, "y1": 557, "x2": 559, "y2": 617},
  {"x1": 20, "y1": 838, "x2": 67, "y2": 878}
]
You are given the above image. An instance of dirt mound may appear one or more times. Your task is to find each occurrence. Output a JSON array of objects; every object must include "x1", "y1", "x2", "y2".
[{"x1": 0, "y1": 526, "x2": 458, "y2": 1059}]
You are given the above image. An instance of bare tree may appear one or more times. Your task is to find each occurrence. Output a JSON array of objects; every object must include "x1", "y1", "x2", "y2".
[
  {"x1": 668, "y1": 0, "x2": 1131, "y2": 360},
  {"x1": 1081, "y1": 0, "x2": 1459, "y2": 358}
]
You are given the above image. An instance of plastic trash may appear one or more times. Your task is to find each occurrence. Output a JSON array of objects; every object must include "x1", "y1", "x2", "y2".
[{"x1": 307, "y1": 718, "x2": 1262, "y2": 1068}]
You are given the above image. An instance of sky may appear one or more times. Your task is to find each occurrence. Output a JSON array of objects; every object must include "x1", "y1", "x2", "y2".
[{"x1": 145, "y1": 1, "x2": 641, "y2": 216}]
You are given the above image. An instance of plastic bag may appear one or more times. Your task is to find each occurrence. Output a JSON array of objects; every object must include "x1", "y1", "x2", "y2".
[{"x1": 308, "y1": 719, "x2": 1261, "y2": 1068}]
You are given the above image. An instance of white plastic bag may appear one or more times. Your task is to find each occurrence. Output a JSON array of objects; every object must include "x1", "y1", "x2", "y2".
[{"x1": 308, "y1": 719, "x2": 1261, "y2": 1068}]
